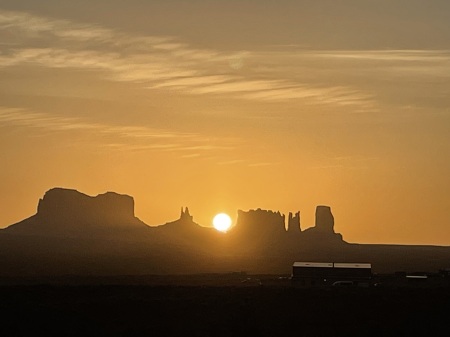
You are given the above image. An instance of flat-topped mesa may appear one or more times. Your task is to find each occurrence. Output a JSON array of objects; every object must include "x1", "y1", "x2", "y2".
[
  {"x1": 287, "y1": 211, "x2": 301, "y2": 233},
  {"x1": 37, "y1": 188, "x2": 136, "y2": 226},
  {"x1": 315, "y1": 205, "x2": 335, "y2": 233},
  {"x1": 235, "y1": 208, "x2": 286, "y2": 235},
  {"x1": 4, "y1": 188, "x2": 146, "y2": 237}
]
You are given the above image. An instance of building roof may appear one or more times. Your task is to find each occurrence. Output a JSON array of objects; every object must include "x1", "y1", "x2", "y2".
[
  {"x1": 293, "y1": 262, "x2": 372, "y2": 269},
  {"x1": 333, "y1": 263, "x2": 372, "y2": 269},
  {"x1": 293, "y1": 262, "x2": 333, "y2": 268}
]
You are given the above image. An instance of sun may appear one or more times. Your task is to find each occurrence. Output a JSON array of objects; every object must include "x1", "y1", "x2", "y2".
[{"x1": 213, "y1": 213, "x2": 232, "y2": 232}]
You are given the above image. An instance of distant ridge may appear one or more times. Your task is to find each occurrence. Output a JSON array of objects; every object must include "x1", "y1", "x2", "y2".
[
  {"x1": 3, "y1": 188, "x2": 343, "y2": 241},
  {"x1": 0, "y1": 188, "x2": 449, "y2": 276}
]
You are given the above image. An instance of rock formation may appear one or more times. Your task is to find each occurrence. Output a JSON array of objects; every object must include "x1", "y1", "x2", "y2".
[
  {"x1": 301, "y1": 205, "x2": 342, "y2": 242},
  {"x1": 157, "y1": 206, "x2": 213, "y2": 241},
  {"x1": 233, "y1": 207, "x2": 340, "y2": 238},
  {"x1": 180, "y1": 207, "x2": 193, "y2": 222},
  {"x1": 37, "y1": 188, "x2": 136, "y2": 225},
  {"x1": 315, "y1": 205, "x2": 334, "y2": 232},
  {"x1": 4, "y1": 187, "x2": 147, "y2": 236},
  {"x1": 4, "y1": 188, "x2": 343, "y2": 244},
  {"x1": 0, "y1": 188, "x2": 351, "y2": 276},
  {"x1": 287, "y1": 211, "x2": 301, "y2": 233},
  {"x1": 234, "y1": 209, "x2": 286, "y2": 235},
  {"x1": 1, "y1": 188, "x2": 450, "y2": 277}
]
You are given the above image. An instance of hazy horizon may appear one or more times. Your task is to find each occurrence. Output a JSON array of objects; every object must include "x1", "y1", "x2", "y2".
[{"x1": 1, "y1": 0, "x2": 450, "y2": 245}]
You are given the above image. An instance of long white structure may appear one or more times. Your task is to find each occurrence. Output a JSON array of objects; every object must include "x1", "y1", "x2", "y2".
[{"x1": 292, "y1": 262, "x2": 372, "y2": 284}]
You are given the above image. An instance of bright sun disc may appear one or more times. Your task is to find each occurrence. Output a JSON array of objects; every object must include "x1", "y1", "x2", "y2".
[{"x1": 213, "y1": 213, "x2": 232, "y2": 232}]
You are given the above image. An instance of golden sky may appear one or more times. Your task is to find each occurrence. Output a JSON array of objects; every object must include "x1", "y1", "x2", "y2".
[{"x1": 1, "y1": 0, "x2": 450, "y2": 245}]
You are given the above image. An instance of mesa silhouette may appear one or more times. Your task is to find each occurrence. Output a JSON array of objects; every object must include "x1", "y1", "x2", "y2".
[{"x1": 0, "y1": 188, "x2": 449, "y2": 277}]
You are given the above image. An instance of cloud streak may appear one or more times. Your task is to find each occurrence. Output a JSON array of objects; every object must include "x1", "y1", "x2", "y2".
[
  {"x1": 0, "y1": 9, "x2": 375, "y2": 109},
  {"x1": 310, "y1": 50, "x2": 450, "y2": 62},
  {"x1": 0, "y1": 107, "x2": 237, "y2": 156}
]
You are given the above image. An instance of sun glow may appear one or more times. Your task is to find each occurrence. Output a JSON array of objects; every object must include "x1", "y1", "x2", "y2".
[{"x1": 213, "y1": 213, "x2": 232, "y2": 232}]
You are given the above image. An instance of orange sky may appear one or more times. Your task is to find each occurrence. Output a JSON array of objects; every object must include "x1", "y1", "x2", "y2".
[{"x1": 1, "y1": 1, "x2": 450, "y2": 245}]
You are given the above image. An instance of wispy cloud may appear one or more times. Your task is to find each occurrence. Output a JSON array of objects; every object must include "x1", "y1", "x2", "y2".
[
  {"x1": 248, "y1": 162, "x2": 278, "y2": 167},
  {"x1": 5, "y1": 11, "x2": 446, "y2": 114},
  {"x1": 311, "y1": 155, "x2": 380, "y2": 171},
  {"x1": 0, "y1": 9, "x2": 375, "y2": 109},
  {"x1": 310, "y1": 50, "x2": 450, "y2": 62},
  {"x1": 216, "y1": 159, "x2": 279, "y2": 168},
  {"x1": 303, "y1": 50, "x2": 450, "y2": 79},
  {"x1": 0, "y1": 9, "x2": 169, "y2": 45},
  {"x1": 218, "y1": 159, "x2": 246, "y2": 166},
  {"x1": 0, "y1": 107, "x2": 237, "y2": 156}
]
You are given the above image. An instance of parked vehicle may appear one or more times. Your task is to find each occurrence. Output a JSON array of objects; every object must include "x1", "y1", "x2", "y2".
[{"x1": 332, "y1": 281, "x2": 354, "y2": 287}]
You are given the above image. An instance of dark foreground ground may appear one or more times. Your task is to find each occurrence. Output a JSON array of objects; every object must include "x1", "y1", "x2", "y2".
[{"x1": 1, "y1": 277, "x2": 449, "y2": 337}]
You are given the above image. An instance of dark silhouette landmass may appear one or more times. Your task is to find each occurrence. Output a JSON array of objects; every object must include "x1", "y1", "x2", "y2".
[
  {"x1": 0, "y1": 188, "x2": 449, "y2": 277},
  {"x1": 5, "y1": 188, "x2": 147, "y2": 238},
  {"x1": 1, "y1": 285, "x2": 448, "y2": 337}
]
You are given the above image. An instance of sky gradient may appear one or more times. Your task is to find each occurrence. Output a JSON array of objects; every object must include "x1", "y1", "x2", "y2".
[{"x1": 1, "y1": 0, "x2": 450, "y2": 245}]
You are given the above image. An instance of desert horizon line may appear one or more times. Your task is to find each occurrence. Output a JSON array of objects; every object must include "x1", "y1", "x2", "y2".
[
  {"x1": 5, "y1": 186, "x2": 337, "y2": 231},
  {"x1": 3, "y1": 186, "x2": 449, "y2": 247}
]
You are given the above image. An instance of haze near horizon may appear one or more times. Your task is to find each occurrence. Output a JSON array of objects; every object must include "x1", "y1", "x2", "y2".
[{"x1": 1, "y1": 0, "x2": 449, "y2": 245}]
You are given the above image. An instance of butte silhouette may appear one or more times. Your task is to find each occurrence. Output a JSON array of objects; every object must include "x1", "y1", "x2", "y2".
[{"x1": 0, "y1": 188, "x2": 449, "y2": 276}]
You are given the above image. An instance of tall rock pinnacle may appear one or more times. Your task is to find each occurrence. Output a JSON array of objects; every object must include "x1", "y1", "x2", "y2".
[
  {"x1": 315, "y1": 206, "x2": 334, "y2": 233},
  {"x1": 287, "y1": 211, "x2": 301, "y2": 233}
]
